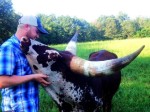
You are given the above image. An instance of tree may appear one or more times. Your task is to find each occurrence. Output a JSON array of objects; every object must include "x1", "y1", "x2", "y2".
[
  {"x1": 0, "y1": 0, "x2": 20, "y2": 43},
  {"x1": 135, "y1": 17, "x2": 150, "y2": 29},
  {"x1": 117, "y1": 12, "x2": 130, "y2": 22},
  {"x1": 121, "y1": 20, "x2": 140, "y2": 38},
  {"x1": 104, "y1": 17, "x2": 121, "y2": 39},
  {"x1": 37, "y1": 14, "x2": 103, "y2": 44}
]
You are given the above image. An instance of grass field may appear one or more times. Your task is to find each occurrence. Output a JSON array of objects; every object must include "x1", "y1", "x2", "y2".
[{"x1": 0, "y1": 38, "x2": 150, "y2": 112}]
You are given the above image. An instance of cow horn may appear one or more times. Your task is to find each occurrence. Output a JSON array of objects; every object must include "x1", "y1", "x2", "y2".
[
  {"x1": 65, "y1": 31, "x2": 78, "y2": 55},
  {"x1": 69, "y1": 45, "x2": 145, "y2": 76}
]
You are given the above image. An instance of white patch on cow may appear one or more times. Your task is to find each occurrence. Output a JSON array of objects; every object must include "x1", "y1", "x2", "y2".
[
  {"x1": 38, "y1": 68, "x2": 85, "y2": 106},
  {"x1": 83, "y1": 61, "x2": 114, "y2": 76},
  {"x1": 94, "y1": 96, "x2": 103, "y2": 105},
  {"x1": 89, "y1": 88, "x2": 103, "y2": 105},
  {"x1": 72, "y1": 107, "x2": 84, "y2": 112},
  {"x1": 48, "y1": 71, "x2": 84, "y2": 102},
  {"x1": 83, "y1": 61, "x2": 90, "y2": 76}
]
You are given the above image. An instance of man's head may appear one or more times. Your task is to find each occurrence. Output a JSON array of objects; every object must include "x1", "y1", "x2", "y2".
[{"x1": 18, "y1": 15, "x2": 48, "y2": 39}]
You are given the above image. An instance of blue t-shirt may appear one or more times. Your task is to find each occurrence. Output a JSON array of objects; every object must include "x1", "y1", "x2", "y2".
[{"x1": 0, "y1": 35, "x2": 39, "y2": 112}]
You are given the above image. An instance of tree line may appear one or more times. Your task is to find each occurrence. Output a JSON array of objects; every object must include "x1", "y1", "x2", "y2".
[{"x1": 0, "y1": 0, "x2": 150, "y2": 44}]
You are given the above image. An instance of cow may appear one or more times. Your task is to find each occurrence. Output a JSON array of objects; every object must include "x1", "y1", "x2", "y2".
[{"x1": 20, "y1": 33, "x2": 145, "y2": 112}]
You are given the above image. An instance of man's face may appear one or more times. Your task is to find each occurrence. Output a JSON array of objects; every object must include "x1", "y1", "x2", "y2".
[{"x1": 26, "y1": 25, "x2": 40, "y2": 40}]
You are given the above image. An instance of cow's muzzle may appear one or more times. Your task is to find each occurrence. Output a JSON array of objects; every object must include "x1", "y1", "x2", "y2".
[{"x1": 20, "y1": 36, "x2": 31, "y2": 54}]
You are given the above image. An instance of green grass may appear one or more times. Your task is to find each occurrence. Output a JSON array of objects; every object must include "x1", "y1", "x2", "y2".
[{"x1": 0, "y1": 38, "x2": 150, "y2": 112}]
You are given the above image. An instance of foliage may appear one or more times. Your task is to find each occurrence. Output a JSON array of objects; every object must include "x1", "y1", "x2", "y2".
[
  {"x1": 104, "y1": 17, "x2": 121, "y2": 39},
  {"x1": 0, "y1": 0, "x2": 20, "y2": 43},
  {"x1": 121, "y1": 20, "x2": 140, "y2": 38},
  {"x1": 36, "y1": 14, "x2": 103, "y2": 44},
  {"x1": 135, "y1": 28, "x2": 150, "y2": 37},
  {"x1": 0, "y1": 1, "x2": 150, "y2": 44},
  {"x1": 116, "y1": 12, "x2": 130, "y2": 22}
]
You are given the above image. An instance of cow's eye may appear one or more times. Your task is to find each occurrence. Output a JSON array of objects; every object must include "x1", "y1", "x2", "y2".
[
  {"x1": 22, "y1": 37, "x2": 29, "y2": 42},
  {"x1": 33, "y1": 65, "x2": 38, "y2": 70}
]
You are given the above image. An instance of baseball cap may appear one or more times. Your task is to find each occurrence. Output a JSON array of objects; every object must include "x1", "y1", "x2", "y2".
[{"x1": 18, "y1": 15, "x2": 49, "y2": 34}]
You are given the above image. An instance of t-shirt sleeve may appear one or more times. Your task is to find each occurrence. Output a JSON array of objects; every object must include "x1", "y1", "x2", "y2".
[{"x1": 0, "y1": 46, "x2": 15, "y2": 76}]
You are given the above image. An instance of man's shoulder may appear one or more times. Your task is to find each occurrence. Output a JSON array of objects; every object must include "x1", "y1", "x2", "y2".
[
  {"x1": 0, "y1": 38, "x2": 17, "y2": 55},
  {"x1": 1, "y1": 35, "x2": 18, "y2": 49},
  {"x1": 1, "y1": 41, "x2": 13, "y2": 52}
]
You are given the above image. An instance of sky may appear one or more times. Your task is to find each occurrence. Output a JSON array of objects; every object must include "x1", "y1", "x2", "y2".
[{"x1": 12, "y1": 0, "x2": 150, "y2": 22}]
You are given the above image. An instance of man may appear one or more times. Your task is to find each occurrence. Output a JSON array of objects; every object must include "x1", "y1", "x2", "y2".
[{"x1": 0, "y1": 16, "x2": 50, "y2": 112}]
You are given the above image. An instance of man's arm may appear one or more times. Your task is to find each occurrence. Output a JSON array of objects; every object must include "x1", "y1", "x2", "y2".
[{"x1": 0, "y1": 74, "x2": 50, "y2": 89}]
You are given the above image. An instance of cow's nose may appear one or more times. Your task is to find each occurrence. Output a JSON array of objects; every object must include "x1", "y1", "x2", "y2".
[
  {"x1": 23, "y1": 38, "x2": 28, "y2": 42},
  {"x1": 35, "y1": 35, "x2": 39, "y2": 39}
]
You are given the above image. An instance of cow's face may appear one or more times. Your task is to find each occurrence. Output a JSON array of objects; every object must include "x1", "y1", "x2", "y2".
[{"x1": 20, "y1": 36, "x2": 60, "y2": 75}]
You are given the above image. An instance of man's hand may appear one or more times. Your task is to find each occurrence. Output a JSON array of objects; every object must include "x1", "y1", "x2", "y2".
[{"x1": 34, "y1": 74, "x2": 50, "y2": 87}]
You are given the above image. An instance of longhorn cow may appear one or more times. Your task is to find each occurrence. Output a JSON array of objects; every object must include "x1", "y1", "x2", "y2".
[{"x1": 20, "y1": 32, "x2": 144, "y2": 112}]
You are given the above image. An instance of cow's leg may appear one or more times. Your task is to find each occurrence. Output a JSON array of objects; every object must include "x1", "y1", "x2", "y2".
[
  {"x1": 57, "y1": 102, "x2": 73, "y2": 112},
  {"x1": 102, "y1": 97, "x2": 112, "y2": 112}
]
